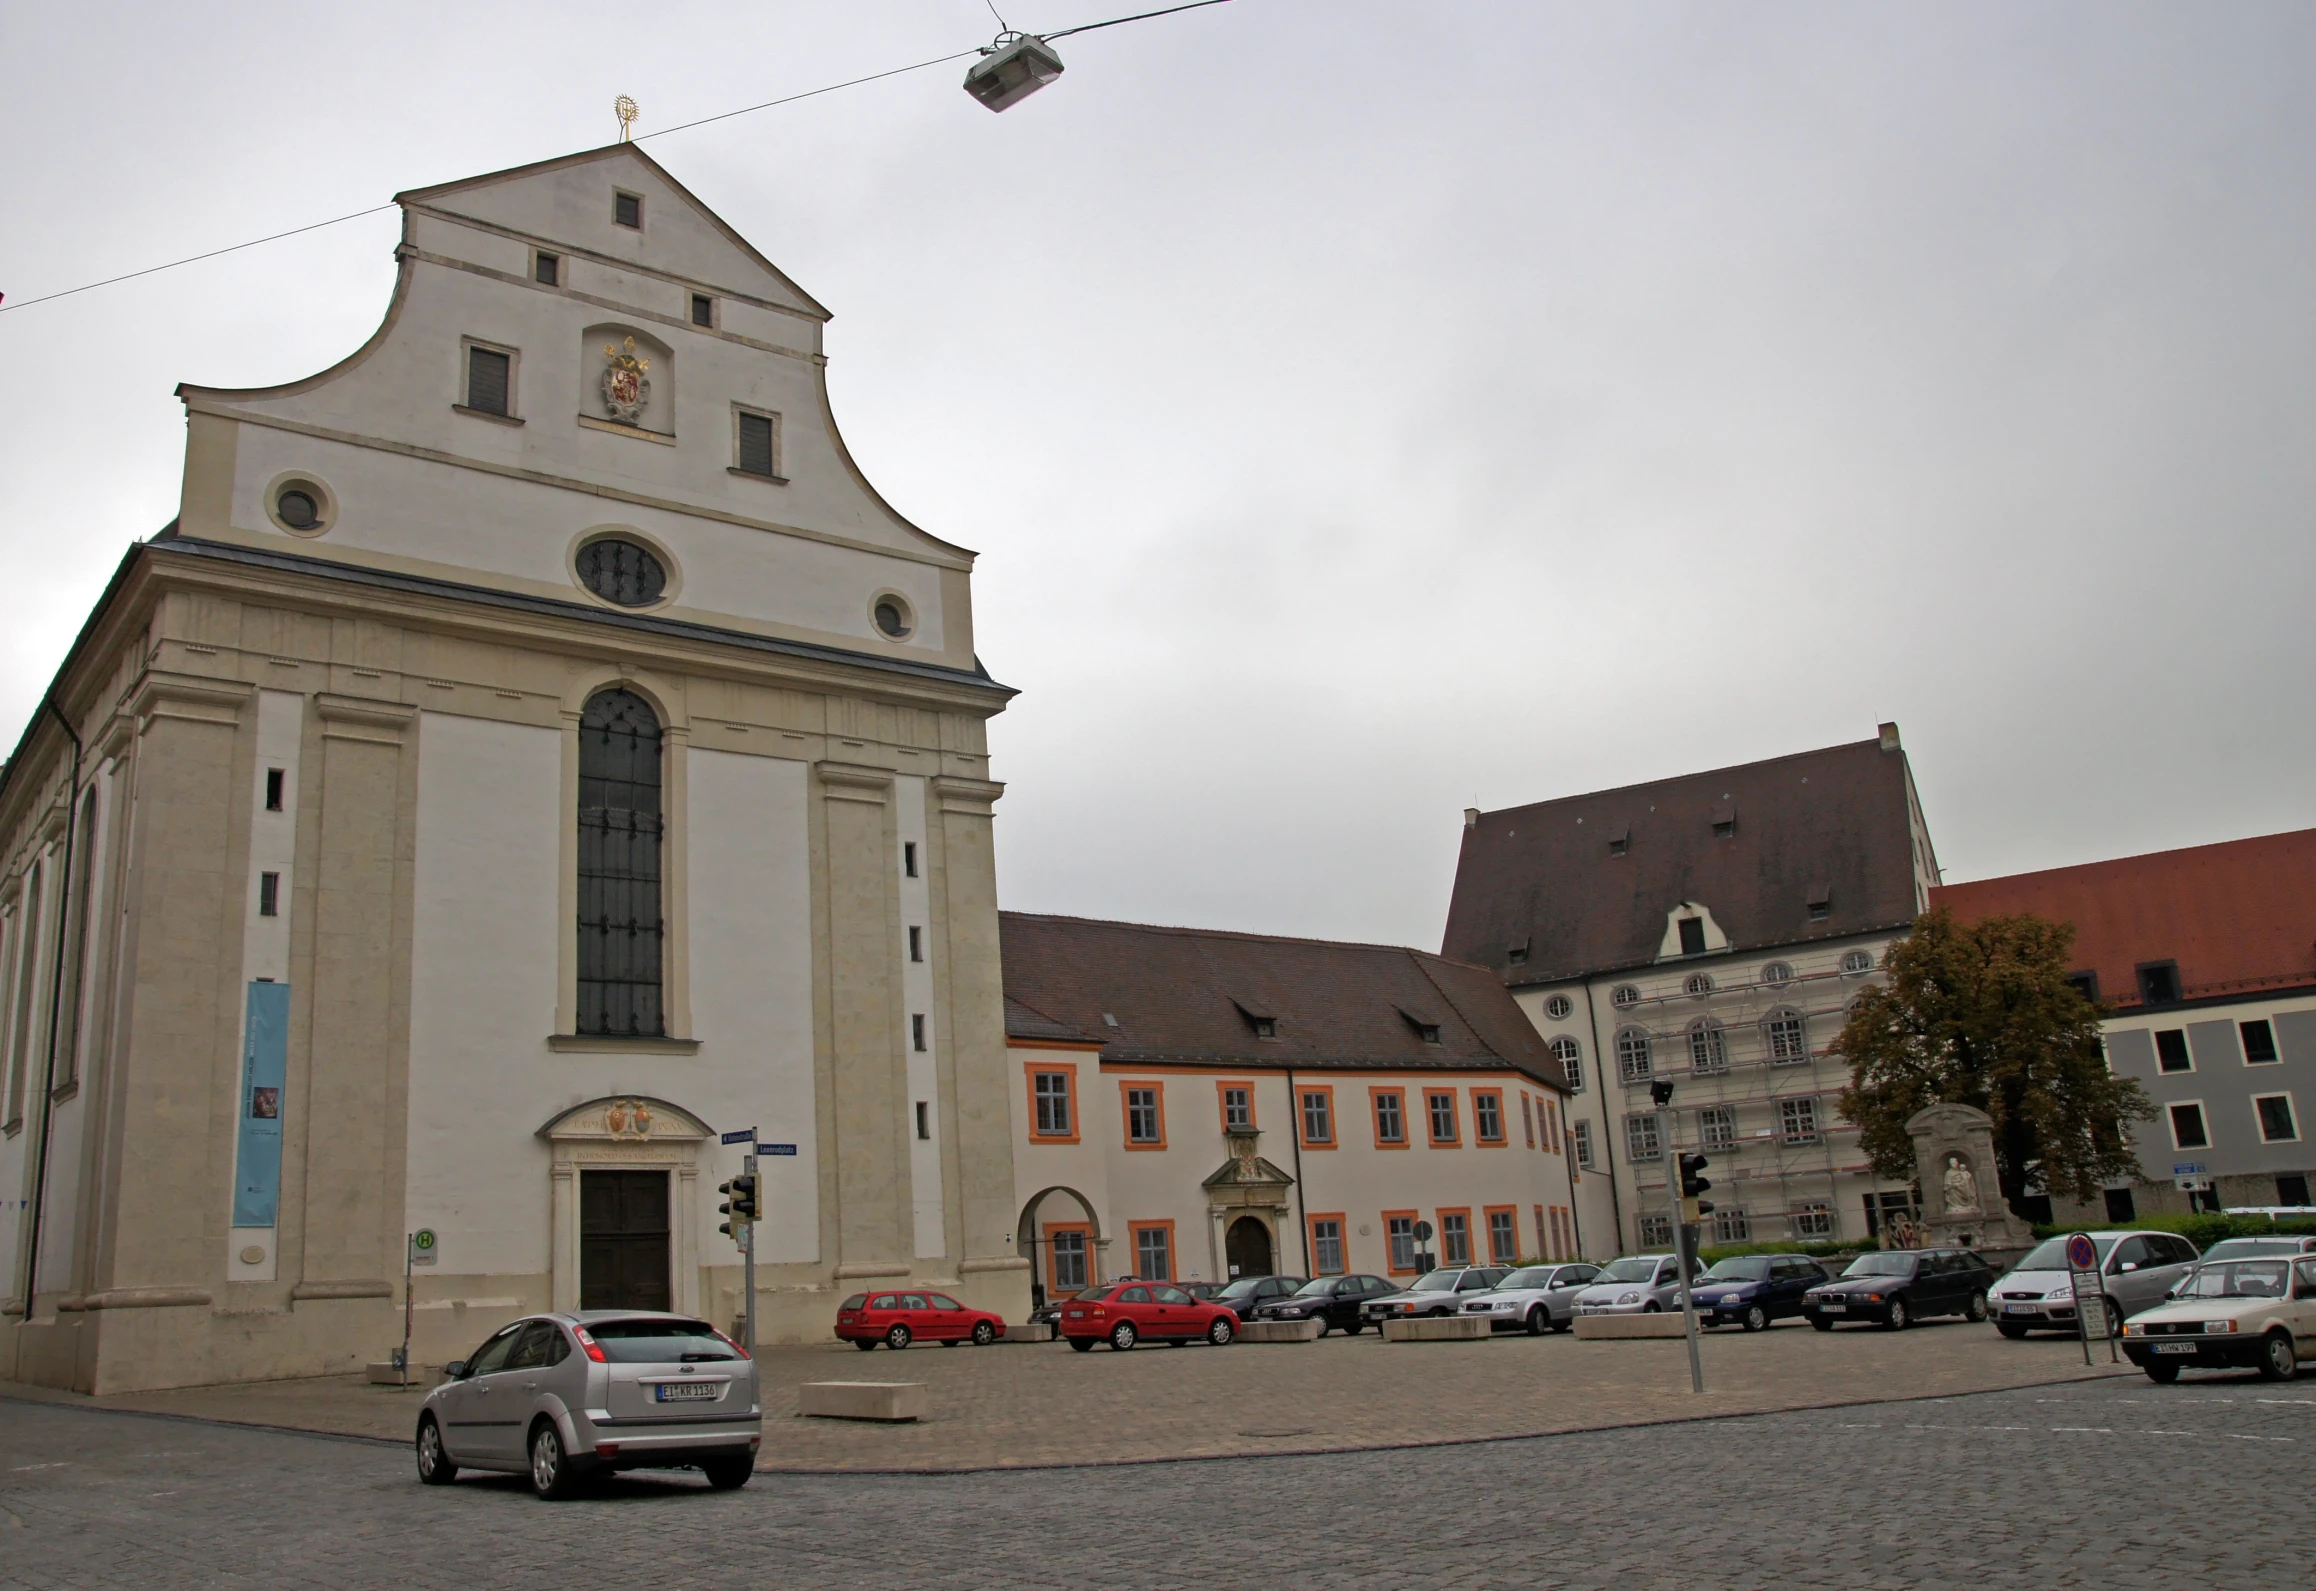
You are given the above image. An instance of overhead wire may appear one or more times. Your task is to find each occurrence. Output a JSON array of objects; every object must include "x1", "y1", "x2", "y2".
[{"x1": 0, "y1": 0, "x2": 1236, "y2": 316}]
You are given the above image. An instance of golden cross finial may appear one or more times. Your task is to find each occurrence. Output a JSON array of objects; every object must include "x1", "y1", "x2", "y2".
[{"x1": 614, "y1": 96, "x2": 640, "y2": 142}]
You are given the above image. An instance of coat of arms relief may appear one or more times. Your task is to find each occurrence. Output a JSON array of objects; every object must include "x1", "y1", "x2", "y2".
[{"x1": 601, "y1": 336, "x2": 652, "y2": 425}]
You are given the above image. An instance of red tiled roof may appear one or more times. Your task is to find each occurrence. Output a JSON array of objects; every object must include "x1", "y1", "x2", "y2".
[
  {"x1": 1931, "y1": 828, "x2": 2316, "y2": 1008},
  {"x1": 1000, "y1": 912, "x2": 1566, "y2": 1090},
  {"x1": 1442, "y1": 735, "x2": 1931, "y2": 984}
]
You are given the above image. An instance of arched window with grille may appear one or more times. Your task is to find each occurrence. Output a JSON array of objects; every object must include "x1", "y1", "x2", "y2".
[
  {"x1": 577, "y1": 687, "x2": 664, "y2": 1037},
  {"x1": 1762, "y1": 1005, "x2": 1809, "y2": 1064},
  {"x1": 1687, "y1": 1018, "x2": 1727, "y2": 1074},
  {"x1": 1615, "y1": 1026, "x2": 1652, "y2": 1083}
]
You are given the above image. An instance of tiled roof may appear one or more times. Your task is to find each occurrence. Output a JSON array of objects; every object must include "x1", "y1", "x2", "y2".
[
  {"x1": 1932, "y1": 829, "x2": 2316, "y2": 1010},
  {"x1": 1441, "y1": 734, "x2": 1932, "y2": 985},
  {"x1": 999, "y1": 912, "x2": 1567, "y2": 1090}
]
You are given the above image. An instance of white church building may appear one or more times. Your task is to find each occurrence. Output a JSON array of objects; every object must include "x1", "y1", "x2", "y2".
[{"x1": 0, "y1": 146, "x2": 1027, "y2": 1392}]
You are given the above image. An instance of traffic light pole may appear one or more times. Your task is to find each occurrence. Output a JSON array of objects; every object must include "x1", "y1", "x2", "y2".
[
  {"x1": 1660, "y1": 1109, "x2": 1704, "y2": 1394},
  {"x1": 741, "y1": 1149, "x2": 757, "y2": 1360}
]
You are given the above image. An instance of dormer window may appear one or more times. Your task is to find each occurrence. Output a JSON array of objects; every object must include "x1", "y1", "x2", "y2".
[
  {"x1": 614, "y1": 191, "x2": 643, "y2": 229},
  {"x1": 1807, "y1": 883, "x2": 1831, "y2": 923},
  {"x1": 1506, "y1": 938, "x2": 1529, "y2": 967},
  {"x1": 1253, "y1": 1018, "x2": 1276, "y2": 1039},
  {"x1": 1711, "y1": 804, "x2": 1736, "y2": 839},
  {"x1": 2137, "y1": 961, "x2": 2182, "y2": 1004},
  {"x1": 1608, "y1": 823, "x2": 1630, "y2": 858},
  {"x1": 1399, "y1": 1009, "x2": 1444, "y2": 1045},
  {"x1": 1677, "y1": 916, "x2": 1707, "y2": 956}
]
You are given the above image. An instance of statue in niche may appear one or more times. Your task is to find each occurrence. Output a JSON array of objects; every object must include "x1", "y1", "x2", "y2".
[{"x1": 1942, "y1": 1151, "x2": 1981, "y2": 1216}]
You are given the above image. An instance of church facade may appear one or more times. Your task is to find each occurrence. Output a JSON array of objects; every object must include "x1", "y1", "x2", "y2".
[{"x1": 0, "y1": 146, "x2": 1027, "y2": 1393}]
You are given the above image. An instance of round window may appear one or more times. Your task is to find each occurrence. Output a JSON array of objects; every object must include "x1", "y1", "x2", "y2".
[
  {"x1": 277, "y1": 489, "x2": 319, "y2": 531},
  {"x1": 268, "y1": 477, "x2": 331, "y2": 535},
  {"x1": 1684, "y1": 972, "x2": 1715, "y2": 997},
  {"x1": 1760, "y1": 960, "x2": 1794, "y2": 989},
  {"x1": 575, "y1": 538, "x2": 668, "y2": 607},
  {"x1": 873, "y1": 596, "x2": 913, "y2": 639},
  {"x1": 1841, "y1": 949, "x2": 1875, "y2": 976},
  {"x1": 1544, "y1": 994, "x2": 1573, "y2": 1021},
  {"x1": 1610, "y1": 983, "x2": 1640, "y2": 1009}
]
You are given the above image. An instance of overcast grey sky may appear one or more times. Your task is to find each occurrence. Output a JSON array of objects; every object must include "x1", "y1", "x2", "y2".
[{"x1": 7, "y1": 1, "x2": 2313, "y2": 949}]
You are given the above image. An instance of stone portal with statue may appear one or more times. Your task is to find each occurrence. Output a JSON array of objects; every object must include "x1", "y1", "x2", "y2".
[{"x1": 1904, "y1": 1103, "x2": 2033, "y2": 1250}]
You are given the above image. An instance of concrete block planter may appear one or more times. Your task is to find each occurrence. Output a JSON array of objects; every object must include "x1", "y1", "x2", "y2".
[
  {"x1": 1006, "y1": 1323, "x2": 1056, "y2": 1343},
  {"x1": 1573, "y1": 1312, "x2": 1687, "y2": 1339},
  {"x1": 1381, "y1": 1315, "x2": 1491, "y2": 1342},
  {"x1": 798, "y1": 1382, "x2": 928, "y2": 1422},
  {"x1": 1236, "y1": 1319, "x2": 1323, "y2": 1343}
]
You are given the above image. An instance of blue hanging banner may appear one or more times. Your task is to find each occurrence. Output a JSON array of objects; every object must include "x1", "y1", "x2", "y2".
[{"x1": 233, "y1": 982, "x2": 291, "y2": 1227}]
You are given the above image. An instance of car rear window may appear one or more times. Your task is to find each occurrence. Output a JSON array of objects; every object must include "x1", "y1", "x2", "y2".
[
  {"x1": 840, "y1": 1294, "x2": 867, "y2": 1311},
  {"x1": 1075, "y1": 1286, "x2": 1117, "y2": 1301},
  {"x1": 587, "y1": 1318, "x2": 738, "y2": 1362}
]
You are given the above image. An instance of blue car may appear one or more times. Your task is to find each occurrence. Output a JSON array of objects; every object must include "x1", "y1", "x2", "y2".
[{"x1": 1688, "y1": 1253, "x2": 1831, "y2": 1331}]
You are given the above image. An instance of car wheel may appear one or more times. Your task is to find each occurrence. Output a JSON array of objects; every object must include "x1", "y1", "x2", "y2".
[
  {"x1": 1643, "y1": 1302, "x2": 1662, "y2": 1313},
  {"x1": 971, "y1": 1321, "x2": 997, "y2": 1347},
  {"x1": 1884, "y1": 1297, "x2": 1910, "y2": 1331},
  {"x1": 702, "y1": 1456, "x2": 754, "y2": 1490},
  {"x1": 1809, "y1": 1317, "x2": 1835, "y2": 1332},
  {"x1": 415, "y1": 1415, "x2": 457, "y2": 1485},
  {"x1": 528, "y1": 1420, "x2": 584, "y2": 1501},
  {"x1": 1996, "y1": 1320, "x2": 2030, "y2": 1338},
  {"x1": 1207, "y1": 1315, "x2": 1235, "y2": 1347},
  {"x1": 1109, "y1": 1321, "x2": 1138, "y2": 1351},
  {"x1": 2259, "y1": 1330, "x2": 2298, "y2": 1381},
  {"x1": 1552, "y1": 1312, "x2": 1573, "y2": 1333},
  {"x1": 1313, "y1": 1317, "x2": 1330, "y2": 1338},
  {"x1": 1742, "y1": 1305, "x2": 1769, "y2": 1333},
  {"x1": 1068, "y1": 1336, "x2": 1096, "y2": 1352},
  {"x1": 2143, "y1": 1360, "x2": 2182, "y2": 1385},
  {"x1": 1525, "y1": 1307, "x2": 1548, "y2": 1337},
  {"x1": 1965, "y1": 1290, "x2": 1990, "y2": 1323},
  {"x1": 885, "y1": 1324, "x2": 912, "y2": 1351},
  {"x1": 1340, "y1": 1320, "x2": 1362, "y2": 1335},
  {"x1": 2104, "y1": 1297, "x2": 2125, "y2": 1340},
  {"x1": 852, "y1": 1338, "x2": 879, "y2": 1351}
]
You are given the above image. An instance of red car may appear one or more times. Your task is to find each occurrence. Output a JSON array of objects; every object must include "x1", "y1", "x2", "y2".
[
  {"x1": 837, "y1": 1289, "x2": 1006, "y2": 1350},
  {"x1": 1059, "y1": 1282, "x2": 1239, "y2": 1351}
]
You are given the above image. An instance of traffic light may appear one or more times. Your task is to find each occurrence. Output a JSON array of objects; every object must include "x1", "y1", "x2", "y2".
[
  {"x1": 718, "y1": 1173, "x2": 759, "y2": 1237},
  {"x1": 1678, "y1": 1153, "x2": 1714, "y2": 1220},
  {"x1": 1649, "y1": 1079, "x2": 1676, "y2": 1108}
]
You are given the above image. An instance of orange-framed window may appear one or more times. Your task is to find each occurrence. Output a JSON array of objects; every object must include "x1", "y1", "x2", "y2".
[
  {"x1": 1437, "y1": 1207, "x2": 1473, "y2": 1266},
  {"x1": 1485, "y1": 1204, "x2": 1518, "y2": 1263},
  {"x1": 1369, "y1": 1086, "x2": 1409, "y2": 1147},
  {"x1": 1522, "y1": 1092, "x2": 1536, "y2": 1149},
  {"x1": 1307, "y1": 1211, "x2": 1348, "y2": 1276},
  {"x1": 1534, "y1": 1203, "x2": 1550, "y2": 1259},
  {"x1": 1546, "y1": 1097, "x2": 1561, "y2": 1155},
  {"x1": 1382, "y1": 1209, "x2": 1420, "y2": 1274},
  {"x1": 1025, "y1": 1060, "x2": 1080, "y2": 1143},
  {"x1": 1297, "y1": 1083, "x2": 1337, "y2": 1148},
  {"x1": 1044, "y1": 1220, "x2": 1092, "y2": 1293},
  {"x1": 1128, "y1": 1220, "x2": 1177, "y2": 1281},
  {"x1": 1216, "y1": 1078, "x2": 1256, "y2": 1132},
  {"x1": 1424, "y1": 1089, "x2": 1460, "y2": 1147},
  {"x1": 1119, "y1": 1079, "x2": 1167, "y2": 1150},
  {"x1": 1474, "y1": 1088, "x2": 1506, "y2": 1145}
]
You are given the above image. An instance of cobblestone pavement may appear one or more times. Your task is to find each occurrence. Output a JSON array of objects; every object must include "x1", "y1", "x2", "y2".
[
  {"x1": 2, "y1": 1318, "x2": 2135, "y2": 1469},
  {"x1": 3, "y1": 1372, "x2": 2309, "y2": 1589}
]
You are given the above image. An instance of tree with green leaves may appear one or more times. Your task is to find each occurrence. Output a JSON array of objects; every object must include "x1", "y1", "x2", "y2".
[{"x1": 1833, "y1": 907, "x2": 2153, "y2": 1216}]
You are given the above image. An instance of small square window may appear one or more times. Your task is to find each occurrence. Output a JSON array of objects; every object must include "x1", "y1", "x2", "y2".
[
  {"x1": 2278, "y1": 1173, "x2": 2311, "y2": 1208},
  {"x1": 1608, "y1": 836, "x2": 1628, "y2": 857},
  {"x1": 534, "y1": 252, "x2": 560, "y2": 286},
  {"x1": 1506, "y1": 944, "x2": 1529, "y2": 966},
  {"x1": 1712, "y1": 820, "x2": 1735, "y2": 839},
  {"x1": 691, "y1": 294, "x2": 714, "y2": 327},
  {"x1": 264, "y1": 769, "x2": 285, "y2": 812},
  {"x1": 2155, "y1": 1029, "x2": 2192, "y2": 1074},
  {"x1": 2103, "y1": 1186, "x2": 2136, "y2": 1223},
  {"x1": 736, "y1": 410, "x2": 780, "y2": 478},
  {"x1": 1808, "y1": 901, "x2": 1830, "y2": 922},
  {"x1": 1253, "y1": 1018, "x2": 1277, "y2": 1039},
  {"x1": 258, "y1": 872, "x2": 280, "y2": 918},
  {"x1": 466, "y1": 346, "x2": 511, "y2": 416},
  {"x1": 2243, "y1": 1020, "x2": 2280, "y2": 1064},
  {"x1": 614, "y1": 191, "x2": 643, "y2": 229},
  {"x1": 2137, "y1": 962, "x2": 2181, "y2": 1004}
]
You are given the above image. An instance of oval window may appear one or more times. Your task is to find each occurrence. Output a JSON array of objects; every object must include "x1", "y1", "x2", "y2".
[
  {"x1": 1760, "y1": 960, "x2": 1795, "y2": 989},
  {"x1": 575, "y1": 538, "x2": 668, "y2": 607},
  {"x1": 1544, "y1": 994, "x2": 1573, "y2": 1021},
  {"x1": 1610, "y1": 983, "x2": 1640, "y2": 1009},
  {"x1": 873, "y1": 598, "x2": 912, "y2": 638},
  {"x1": 1841, "y1": 949, "x2": 1875, "y2": 976},
  {"x1": 276, "y1": 489, "x2": 320, "y2": 531}
]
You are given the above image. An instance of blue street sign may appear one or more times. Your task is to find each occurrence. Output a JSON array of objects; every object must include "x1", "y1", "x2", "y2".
[
  {"x1": 762, "y1": 1143, "x2": 798, "y2": 1156},
  {"x1": 2172, "y1": 1161, "x2": 2205, "y2": 1176},
  {"x1": 721, "y1": 1128, "x2": 758, "y2": 1145}
]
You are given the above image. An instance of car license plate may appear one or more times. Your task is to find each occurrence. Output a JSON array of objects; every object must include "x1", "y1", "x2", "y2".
[
  {"x1": 655, "y1": 1382, "x2": 720, "y2": 1401},
  {"x1": 2003, "y1": 1304, "x2": 2036, "y2": 1316},
  {"x1": 1067, "y1": 1309, "x2": 1084, "y2": 1318},
  {"x1": 1819, "y1": 1304, "x2": 1845, "y2": 1314},
  {"x1": 2153, "y1": 1343, "x2": 2197, "y2": 1355}
]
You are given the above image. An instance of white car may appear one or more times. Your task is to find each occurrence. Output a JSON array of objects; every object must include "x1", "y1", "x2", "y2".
[
  {"x1": 1573, "y1": 1254, "x2": 1688, "y2": 1315},
  {"x1": 1462, "y1": 1263, "x2": 1603, "y2": 1334},
  {"x1": 2121, "y1": 1256, "x2": 2316, "y2": 1383}
]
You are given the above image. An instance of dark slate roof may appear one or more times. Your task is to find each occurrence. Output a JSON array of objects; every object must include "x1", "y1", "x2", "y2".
[
  {"x1": 1003, "y1": 994, "x2": 1096, "y2": 1045},
  {"x1": 1934, "y1": 829, "x2": 2316, "y2": 1011},
  {"x1": 1000, "y1": 912, "x2": 1567, "y2": 1090},
  {"x1": 1441, "y1": 735, "x2": 1930, "y2": 986}
]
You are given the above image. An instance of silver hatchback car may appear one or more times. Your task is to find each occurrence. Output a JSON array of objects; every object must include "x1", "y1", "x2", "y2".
[{"x1": 415, "y1": 1311, "x2": 761, "y2": 1498}]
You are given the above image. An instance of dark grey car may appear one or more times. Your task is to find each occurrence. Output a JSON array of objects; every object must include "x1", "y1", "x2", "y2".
[{"x1": 415, "y1": 1312, "x2": 761, "y2": 1499}]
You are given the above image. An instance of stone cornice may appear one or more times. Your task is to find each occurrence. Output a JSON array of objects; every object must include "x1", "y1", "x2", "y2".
[
  {"x1": 128, "y1": 671, "x2": 254, "y2": 731},
  {"x1": 816, "y1": 762, "x2": 895, "y2": 803},
  {"x1": 931, "y1": 775, "x2": 1006, "y2": 816}
]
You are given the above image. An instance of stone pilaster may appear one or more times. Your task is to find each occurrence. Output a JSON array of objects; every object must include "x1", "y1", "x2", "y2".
[{"x1": 815, "y1": 762, "x2": 909, "y2": 1277}]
